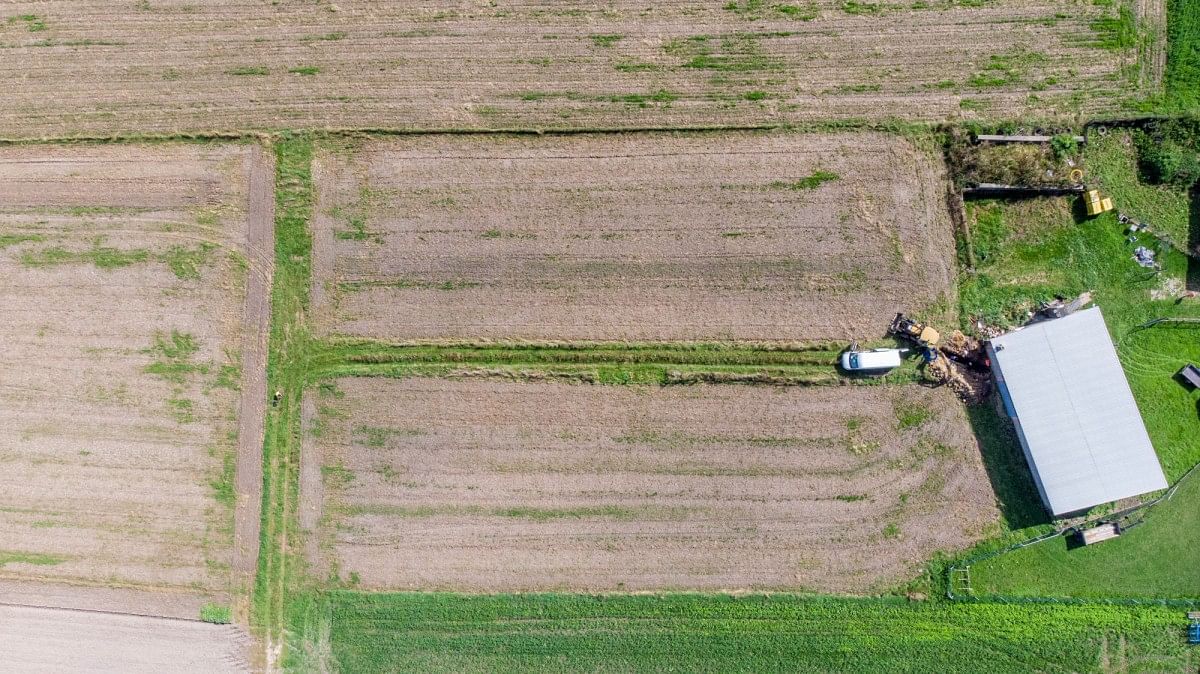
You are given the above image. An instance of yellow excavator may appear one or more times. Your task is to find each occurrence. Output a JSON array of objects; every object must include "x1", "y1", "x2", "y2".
[{"x1": 888, "y1": 313, "x2": 940, "y2": 348}]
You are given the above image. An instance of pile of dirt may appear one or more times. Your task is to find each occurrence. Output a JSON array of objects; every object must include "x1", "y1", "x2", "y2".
[{"x1": 924, "y1": 356, "x2": 991, "y2": 404}]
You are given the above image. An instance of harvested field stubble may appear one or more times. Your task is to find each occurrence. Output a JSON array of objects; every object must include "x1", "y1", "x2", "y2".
[
  {"x1": 0, "y1": 1, "x2": 1143, "y2": 137},
  {"x1": 0, "y1": 144, "x2": 269, "y2": 618},
  {"x1": 313, "y1": 132, "x2": 956, "y2": 342},
  {"x1": 304, "y1": 377, "x2": 999, "y2": 593}
]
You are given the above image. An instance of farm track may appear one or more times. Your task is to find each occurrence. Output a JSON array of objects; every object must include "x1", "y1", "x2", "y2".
[
  {"x1": 232, "y1": 146, "x2": 274, "y2": 610},
  {"x1": 0, "y1": 0, "x2": 1146, "y2": 139}
]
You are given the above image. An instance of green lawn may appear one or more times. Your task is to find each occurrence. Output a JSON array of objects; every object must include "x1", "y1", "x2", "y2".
[
  {"x1": 957, "y1": 132, "x2": 1200, "y2": 598},
  {"x1": 320, "y1": 592, "x2": 1193, "y2": 673},
  {"x1": 1165, "y1": 0, "x2": 1200, "y2": 112},
  {"x1": 973, "y1": 470, "x2": 1200, "y2": 600},
  {"x1": 1084, "y1": 132, "x2": 1193, "y2": 251},
  {"x1": 961, "y1": 195, "x2": 1200, "y2": 480}
]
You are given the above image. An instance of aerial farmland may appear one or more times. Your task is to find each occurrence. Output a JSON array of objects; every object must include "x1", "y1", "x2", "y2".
[
  {"x1": 0, "y1": 1, "x2": 1156, "y2": 138},
  {"x1": 2, "y1": 0, "x2": 1199, "y2": 672},
  {"x1": 311, "y1": 132, "x2": 954, "y2": 341},
  {"x1": 0, "y1": 144, "x2": 270, "y2": 669}
]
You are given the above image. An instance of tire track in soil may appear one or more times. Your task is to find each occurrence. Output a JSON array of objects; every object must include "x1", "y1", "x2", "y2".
[{"x1": 232, "y1": 145, "x2": 274, "y2": 604}]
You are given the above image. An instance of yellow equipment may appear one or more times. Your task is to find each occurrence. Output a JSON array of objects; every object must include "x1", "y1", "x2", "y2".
[
  {"x1": 1084, "y1": 189, "x2": 1114, "y2": 217},
  {"x1": 888, "y1": 314, "x2": 940, "y2": 348}
]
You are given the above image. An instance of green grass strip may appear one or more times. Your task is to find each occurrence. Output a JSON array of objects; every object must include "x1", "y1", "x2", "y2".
[
  {"x1": 255, "y1": 135, "x2": 314, "y2": 638},
  {"x1": 325, "y1": 592, "x2": 1194, "y2": 673}
]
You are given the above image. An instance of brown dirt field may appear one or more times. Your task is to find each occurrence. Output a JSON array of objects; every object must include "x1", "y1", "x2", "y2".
[
  {"x1": 0, "y1": 605, "x2": 252, "y2": 673},
  {"x1": 0, "y1": 1, "x2": 1145, "y2": 138},
  {"x1": 312, "y1": 132, "x2": 956, "y2": 342},
  {"x1": 306, "y1": 377, "x2": 999, "y2": 593},
  {"x1": 0, "y1": 143, "x2": 270, "y2": 619}
]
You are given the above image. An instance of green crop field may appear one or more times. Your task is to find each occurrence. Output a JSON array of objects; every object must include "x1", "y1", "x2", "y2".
[{"x1": 316, "y1": 592, "x2": 1195, "y2": 674}]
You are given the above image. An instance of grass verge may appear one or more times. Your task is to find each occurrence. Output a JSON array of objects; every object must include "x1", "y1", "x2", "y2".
[
  {"x1": 254, "y1": 135, "x2": 314, "y2": 646},
  {"x1": 1165, "y1": 0, "x2": 1200, "y2": 112}
]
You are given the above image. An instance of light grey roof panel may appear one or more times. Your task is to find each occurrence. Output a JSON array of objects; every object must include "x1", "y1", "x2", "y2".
[{"x1": 989, "y1": 307, "x2": 1167, "y2": 515}]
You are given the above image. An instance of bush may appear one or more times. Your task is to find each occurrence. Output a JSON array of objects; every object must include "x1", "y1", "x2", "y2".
[{"x1": 1133, "y1": 119, "x2": 1200, "y2": 188}]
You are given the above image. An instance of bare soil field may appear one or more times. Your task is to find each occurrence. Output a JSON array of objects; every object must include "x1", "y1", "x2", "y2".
[
  {"x1": 0, "y1": 143, "x2": 272, "y2": 619},
  {"x1": 312, "y1": 132, "x2": 955, "y2": 342},
  {"x1": 303, "y1": 377, "x2": 999, "y2": 593},
  {"x1": 0, "y1": 605, "x2": 251, "y2": 673},
  {"x1": 0, "y1": 1, "x2": 1148, "y2": 138}
]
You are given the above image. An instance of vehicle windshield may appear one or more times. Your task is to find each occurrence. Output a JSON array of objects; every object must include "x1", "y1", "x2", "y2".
[{"x1": 848, "y1": 354, "x2": 859, "y2": 368}]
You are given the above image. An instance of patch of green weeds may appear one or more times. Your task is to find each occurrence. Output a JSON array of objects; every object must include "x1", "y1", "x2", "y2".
[
  {"x1": 288, "y1": 66, "x2": 321, "y2": 76},
  {"x1": 322, "y1": 465, "x2": 356, "y2": 490},
  {"x1": 10, "y1": 14, "x2": 47, "y2": 32},
  {"x1": 842, "y1": 1, "x2": 883, "y2": 15},
  {"x1": 895, "y1": 401, "x2": 934, "y2": 430},
  {"x1": 590, "y1": 34, "x2": 623, "y2": 47},
  {"x1": 161, "y1": 242, "x2": 216, "y2": 280},
  {"x1": 0, "y1": 551, "x2": 64, "y2": 567},
  {"x1": 168, "y1": 397, "x2": 196, "y2": 423},
  {"x1": 226, "y1": 66, "x2": 270, "y2": 76},
  {"x1": 210, "y1": 451, "x2": 236, "y2": 507},
  {"x1": 967, "y1": 48, "x2": 1047, "y2": 89},
  {"x1": 769, "y1": 170, "x2": 840, "y2": 190},
  {"x1": 1089, "y1": 6, "x2": 1136, "y2": 50},
  {"x1": 666, "y1": 33, "x2": 784, "y2": 72},
  {"x1": 200, "y1": 604, "x2": 232, "y2": 624},
  {"x1": 0, "y1": 234, "x2": 43, "y2": 249},
  {"x1": 355, "y1": 425, "x2": 426, "y2": 448}
]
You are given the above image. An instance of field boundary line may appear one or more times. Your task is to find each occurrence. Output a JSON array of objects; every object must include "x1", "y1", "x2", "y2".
[{"x1": 0, "y1": 600, "x2": 223, "y2": 625}]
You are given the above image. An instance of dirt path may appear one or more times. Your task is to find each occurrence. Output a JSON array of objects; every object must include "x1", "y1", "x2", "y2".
[
  {"x1": 0, "y1": 605, "x2": 252, "y2": 673},
  {"x1": 232, "y1": 145, "x2": 274, "y2": 602}
]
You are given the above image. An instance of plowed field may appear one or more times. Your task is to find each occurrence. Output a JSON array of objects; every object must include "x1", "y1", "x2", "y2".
[
  {"x1": 0, "y1": 143, "x2": 272, "y2": 618},
  {"x1": 312, "y1": 132, "x2": 955, "y2": 342},
  {"x1": 303, "y1": 378, "x2": 999, "y2": 593},
  {"x1": 0, "y1": 1, "x2": 1149, "y2": 138}
]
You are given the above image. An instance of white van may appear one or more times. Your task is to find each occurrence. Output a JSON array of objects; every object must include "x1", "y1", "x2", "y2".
[{"x1": 840, "y1": 348, "x2": 903, "y2": 372}]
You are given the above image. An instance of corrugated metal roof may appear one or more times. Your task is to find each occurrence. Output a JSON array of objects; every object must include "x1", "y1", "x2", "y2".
[{"x1": 988, "y1": 307, "x2": 1167, "y2": 516}]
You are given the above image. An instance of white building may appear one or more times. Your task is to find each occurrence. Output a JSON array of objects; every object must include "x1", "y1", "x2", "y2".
[{"x1": 987, "y1": 307, "x2": 1168, "y2": 517}]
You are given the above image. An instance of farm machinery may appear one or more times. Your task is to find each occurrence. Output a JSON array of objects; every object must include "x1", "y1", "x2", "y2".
[{"x1": 888, "y1": 313, "x2": 991, "y2": 403}]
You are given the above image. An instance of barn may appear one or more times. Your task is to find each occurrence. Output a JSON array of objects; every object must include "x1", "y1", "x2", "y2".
[{"x1": 987, "y1": 307, "x2": 1168, "y2": 517}]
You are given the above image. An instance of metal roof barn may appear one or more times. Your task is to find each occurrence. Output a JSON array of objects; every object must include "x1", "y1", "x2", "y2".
[{"x1": 987, "y1": 307, "x2": 1167, "y2": 517}]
